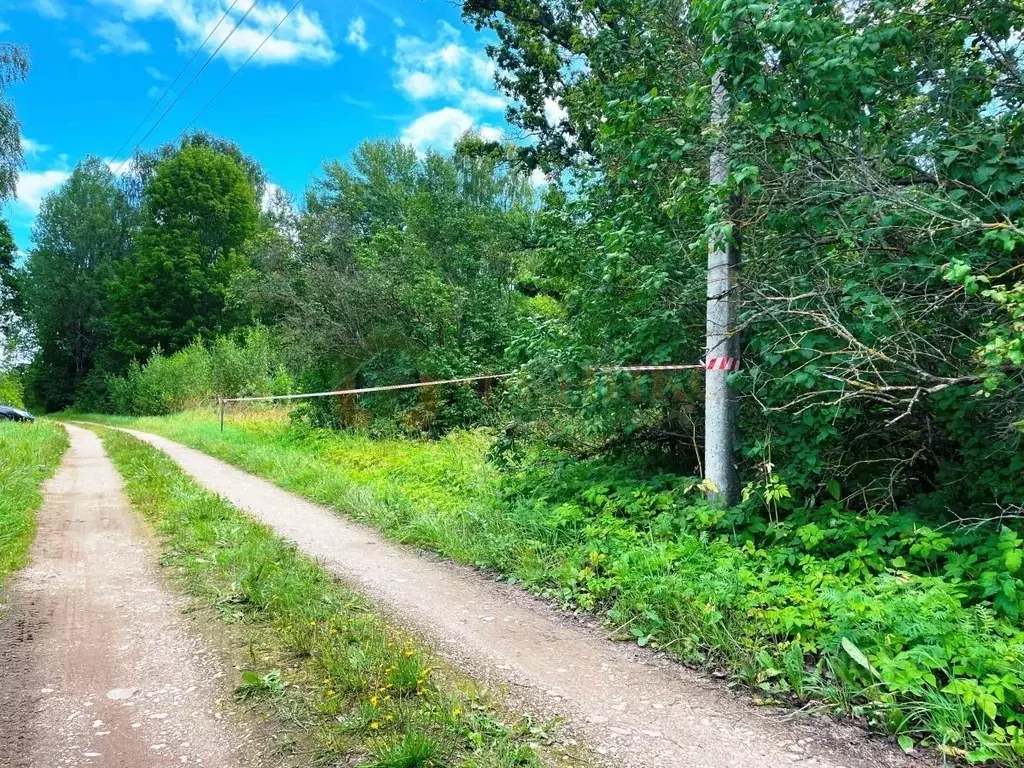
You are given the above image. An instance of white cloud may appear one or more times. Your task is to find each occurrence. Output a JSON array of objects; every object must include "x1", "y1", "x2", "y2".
[
  {"x1": 103, "y1": 156, "x2": 138, "y2": 177},
  {"x1": 543, "y1": 97, "x2": 568, "y2": 126},
  {"x1": 470, "y1": 55, "x2": 495, "y2": 82},
  {"x1": 15, "y1": 170, "x2": 71, "y2": 214},
  {"x1": 0, "y1": 21, "x2": 9, "y2": 34},
  {"x1": 437, "y1": 43, "x2": 463, "y2": 67},
  {"x1": 69, "y1": 44, "x2": 96, "y2": 63},
  {"x1": 393, "y1": 16, "x2": 405, "y2": 28},
  {"x1": 402, "y1": 72, "x2": 440, "y2": 99},
  {"x1": 394, "y1": 21, "x2": 501, "y2": 114},
  {"x1": 479, "y1": 125, "x2": 503, "y2": 142},
  {"x1": 340, "y1": 93, "x2": 375, "y2": 111},
  {"x1": 145, "y1": 65, "x2": 169, "y2": 80},
  {"x1": 261, "y1": 181, "x2": 295, "y2": 217},
  {"x1": 91, "y1": 0, "x2": 335, "y2": 66},
  {"x1": 261, "y1": 181, "x2": 282, "y2": 212},
  {"x1": 21, "y1": 137, "x2": 51, "y2": 157},
  {"x1": 147, "y1": 84, "x2": 162, "y2": 99},
  {"x1": 32, "y1": 0, "x2": 65, "y2": 19},
  {"x1": 401, "y1": 107, "x2": 474, "y2": 154},
  {"x1": 95, "y1": 20, "x2": 150, "y2": 54},
  {"x1": 529, "y1": 168, "x2": 549, "y2": 188},
  {"x1": 346, "y1": 16, "x2": 368, "y2": 52},
  {"x1": 461, "y1": 88, "x2": 507, "y2": 112}
]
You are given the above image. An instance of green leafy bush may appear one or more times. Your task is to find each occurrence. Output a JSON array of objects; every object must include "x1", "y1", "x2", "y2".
[
  {"x1": 0, "y1": 370, "x2": 24, "y2": 408},
  {"x1": 106, "y1": 327, "x2": 291, "y2": 416},
  {"x1": 496, "y1": 456, "x2": 1024, "y2": 763}
]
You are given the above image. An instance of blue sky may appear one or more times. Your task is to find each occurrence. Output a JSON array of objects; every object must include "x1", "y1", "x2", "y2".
[{"x1": 1, "y1": 0, "x2": 532, "y2": 251}]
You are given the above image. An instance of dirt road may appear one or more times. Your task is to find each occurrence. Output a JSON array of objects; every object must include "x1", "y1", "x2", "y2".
[
  {"x1": 0, "y1": 425, "x2": 264, "y2": 768},
  {"x1": 112, "y1": 425, "x2": 929, "y2": 768}
]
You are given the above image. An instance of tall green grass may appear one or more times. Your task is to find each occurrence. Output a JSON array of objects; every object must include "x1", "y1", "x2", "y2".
[
  {"x1": 85, "y1": 410, "x2": 504, "y2": 564},
  {"x1": 0, "y1": 421, "x2": 68, "y2": 585},
  {"x1": 93, "y1": 425, "x2": 575, "y2": 768}
]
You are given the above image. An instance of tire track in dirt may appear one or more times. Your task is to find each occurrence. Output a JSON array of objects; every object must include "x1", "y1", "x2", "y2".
[
  {"x1": 109, "y1": 425, "x2": 936, "y2": 768},
  {"x1": 0, "y1": 425, "x2": 268, "y2": 768}
]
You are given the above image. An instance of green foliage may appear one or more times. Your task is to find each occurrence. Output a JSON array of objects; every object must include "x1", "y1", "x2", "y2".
[
  {"x1": 0, "y1": 43, "x2": 30, "y2": 203},
  {"x1": 235, "y1": 669, "x2": 285, "y2": 701},
  {"x1": 125, "y1": 132, "x2": 267, "y2": 207},
  {"x1": 96, "y1": 426, "x2": 555, "y2": 767},
  {"x1": 20, "y1": 158, "x2": 135, "y2": 411},
  {"x1": 0, "y1": 421, "x2": 67, "y2": 590},
  {"x1": 88, "y1": 411, "x2": 1024, "y2": 763},
  {"x1": 106, "y1": 327, "x2": 290, "y2": 416},
  {"x1": 19, "y1": 1, "x2": 1024, "y2": 759},
  {"x1": 0, "y1": 369, "x2": 23, "y2": 407},
  {"x1": 468, "y1": 0, "x2": 1024, "y2": 525},
  {"x1": 0, "y1": 219, "x2": 23, "y2": 363},
  {"x1": 245, "y1": 138, "x2": 533, "y2": 434},
  {"x1": 109, "y1": 144, "x2": 259, "y2": 361}
]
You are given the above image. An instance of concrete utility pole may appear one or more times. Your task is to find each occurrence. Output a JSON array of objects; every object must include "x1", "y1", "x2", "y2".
[{"x1": 704, "y1": 66, "x2": 740, "y2": 507}]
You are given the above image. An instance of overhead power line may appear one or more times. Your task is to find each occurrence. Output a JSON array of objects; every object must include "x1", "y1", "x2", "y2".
[
  {"x1": 109, "y1": 0, "x2": 243, "y2": 166},
  {"x1": 114, "y1": 0, "x2": 261, "y2": 175},
  {"x1": 178, "y1": 0, "x2": 303, "y2": 140}
]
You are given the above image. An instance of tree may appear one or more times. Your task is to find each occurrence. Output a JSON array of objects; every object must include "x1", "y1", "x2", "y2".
[
  {"x1": 244, "y1": 138, "x2": 533, "y2": 430},
  {"x1": 0, "y1": 219, "x2": 25, "y2": 368},
  {"x1": 20, "y1": 158, "x2": 134, "y2": 410},
  {"x1": 0, "y1": 42, "x2": 30, "y2": 203},
  {"x1": 109, "y1": 144, "x2": 259, "y2": 361},
  {"x1": 0, "y1": 44, "x2": 30, "y2": 377},
  {"x1": 122, "y1": 132, "x2": 267, "y2": 207},
  {"x1": 465, "y1": 0, "x2": 1024, "y2": 518}
]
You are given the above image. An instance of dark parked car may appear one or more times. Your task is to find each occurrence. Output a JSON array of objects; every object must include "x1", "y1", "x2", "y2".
[{"x1": 0, "y1": 405, "x2": 34, "y2": 422}]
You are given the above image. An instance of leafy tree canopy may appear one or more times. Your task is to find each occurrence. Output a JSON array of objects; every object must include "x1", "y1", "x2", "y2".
[
  {"x1": 20, "y1": 158, "x2": 134, "y2": 410},
  {"x1": 109, "y1": 144, "x2": 259, "y2": 362}
]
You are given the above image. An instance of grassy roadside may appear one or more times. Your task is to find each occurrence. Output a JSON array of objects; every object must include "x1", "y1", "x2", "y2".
[
  {"x1": 79, "y1": 410, "x2": 1024, "y2": 765},
  {"x1": 91, "y1": 424, "x2": 575, "y2": 768},
  {"x1": 81, "y1": 410, "x2": 507, "y2": 565},
  {"x1": 0, "y1": 421, "x2": 68, "y2": 588}
]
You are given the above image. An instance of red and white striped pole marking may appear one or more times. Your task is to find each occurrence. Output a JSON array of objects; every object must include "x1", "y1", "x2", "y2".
[{"x1": 704, "y1": 357, "x2": 741, "y2": 372}]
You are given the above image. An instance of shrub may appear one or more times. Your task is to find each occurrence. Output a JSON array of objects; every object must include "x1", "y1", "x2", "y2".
[
  {"x1": 496, "y1": 455, "x2": 1024, "y2": 763},
  {"x1": 106, "y1": 327, "x2": 291, "y2": 416},
  {"x1": 0, "y1": 370, "x2": 24, "y2": 408}
]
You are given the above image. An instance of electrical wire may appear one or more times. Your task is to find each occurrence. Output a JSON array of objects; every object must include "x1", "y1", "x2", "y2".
[
  {"x1": 109, "y1": 0, "x2": 243, "y2": 166},
  {"x1": 177, "y1": 0, "x2": 302, "y2": 140},
  {"x1": 221, "y1": 365, "x2": 707, "y2": 404},
  {"x1": 114, "y1": 0, "x2": 261, "y2": 174}
]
